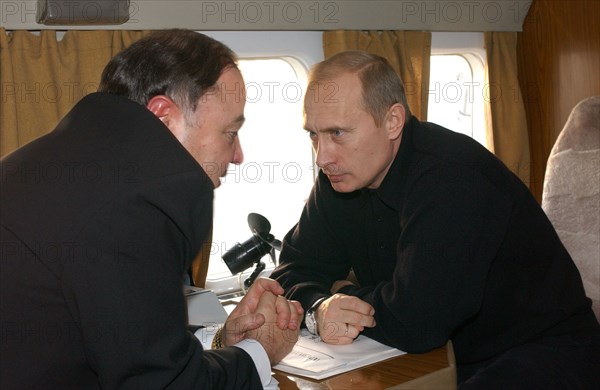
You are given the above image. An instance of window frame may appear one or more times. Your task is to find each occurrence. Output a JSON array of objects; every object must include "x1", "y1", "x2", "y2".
[{"x1": 429, "y1": 32, "x2": 488, "y2": 148}]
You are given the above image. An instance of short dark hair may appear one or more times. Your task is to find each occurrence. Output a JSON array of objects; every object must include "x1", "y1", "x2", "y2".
[
  {"x1": 98, "y1": 29, "x2": 237, "y2": 114},
  {"x1": 307, "y1": 51, "x2": 411, "y2": 125}
]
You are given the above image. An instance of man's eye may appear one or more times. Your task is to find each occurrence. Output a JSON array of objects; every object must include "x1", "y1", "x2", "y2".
[
  {"x1": 333, "y1": 130, "x2": 344, "y2": 137},
  {"x1": 307, "y1": 131, "x2": 317, "y2": 139}
]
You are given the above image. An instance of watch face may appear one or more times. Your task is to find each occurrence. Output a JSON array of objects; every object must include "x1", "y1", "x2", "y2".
[
  {"x1": 305, "y1": 297, "x2": 326, "y2": 335},
  {"x1": 305, "y1": 310, "x2": 317, "y2": 335}
]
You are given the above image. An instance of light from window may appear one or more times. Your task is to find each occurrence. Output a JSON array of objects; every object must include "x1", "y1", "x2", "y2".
[
  {"x1": 206, "y1": 58, "x2": 315, "y2": 295},
  {"x1": 427, "y1": 54, "x2": 486, "y2": 147}
]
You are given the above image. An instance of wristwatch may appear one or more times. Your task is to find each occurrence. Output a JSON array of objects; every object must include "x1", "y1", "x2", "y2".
[{"x1": 305, "y1": 297, "x2": 326, "y2": 335}]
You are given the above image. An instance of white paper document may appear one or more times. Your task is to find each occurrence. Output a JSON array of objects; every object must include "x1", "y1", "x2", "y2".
[{"x1": 273, "y1": 329, "x2": 405, "y2": 380}]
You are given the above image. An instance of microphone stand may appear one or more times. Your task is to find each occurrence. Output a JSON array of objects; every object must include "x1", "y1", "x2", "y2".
[{"x1": 243, "y1": 248, "x2": 277, "y2": 288}]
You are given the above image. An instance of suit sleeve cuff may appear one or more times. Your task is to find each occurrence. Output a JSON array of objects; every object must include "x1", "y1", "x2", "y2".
[
  {"x1": 194, "y1": 327, "x2": 272, "y2": 387},
  {"x1": 234, "y1": 339, "x2": 272, "y2": 386}
]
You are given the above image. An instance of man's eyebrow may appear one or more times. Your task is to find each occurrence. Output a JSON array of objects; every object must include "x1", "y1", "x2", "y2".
[
  {"x1": 306, "y1": 126, "x2": 346, "y2": 133},
  {"x1": 232, "y1": 114, "x2": 245, "y2": 126}
]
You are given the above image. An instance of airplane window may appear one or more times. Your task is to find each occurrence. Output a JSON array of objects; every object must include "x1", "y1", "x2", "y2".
[
  {"x1": 428, "y1": 32, "x2": 488, "y2": 148},
  {"x1": 205, "y1": 58, "x2": 315, "y2": 295},
  {"x1": 427, "y1": 54, "x2": 486, "y2": 147}
]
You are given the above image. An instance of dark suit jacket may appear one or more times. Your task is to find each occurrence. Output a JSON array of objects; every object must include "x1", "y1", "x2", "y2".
[{"x1": 0, "y1": 93, "x2": 262, "y2": 389}]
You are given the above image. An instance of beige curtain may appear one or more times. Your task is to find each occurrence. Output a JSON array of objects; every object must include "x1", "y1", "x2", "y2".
[
  {"x1": 0, "y1": 29, "x2": 151, "y2": 157},
  {"x1": 323, "y1": 30, "x2": 431, "y2": 121},
  {"x1": 484, "y1": 32, "x2": 530, "y2": 187}
]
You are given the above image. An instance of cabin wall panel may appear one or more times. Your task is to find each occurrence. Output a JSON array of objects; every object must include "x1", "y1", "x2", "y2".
[{"x1": 518, "y1": 0, "x2": 600, "y2": 202}]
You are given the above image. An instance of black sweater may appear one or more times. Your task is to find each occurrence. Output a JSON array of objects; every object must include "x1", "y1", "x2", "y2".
[{"x1": 271, "y1": 116, "x2": 599, "y2": 365}]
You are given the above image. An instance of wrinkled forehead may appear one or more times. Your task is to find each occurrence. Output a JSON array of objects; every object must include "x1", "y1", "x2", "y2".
[{"x1": 303, "y1": 80, "x2": 368, "y2": 132}]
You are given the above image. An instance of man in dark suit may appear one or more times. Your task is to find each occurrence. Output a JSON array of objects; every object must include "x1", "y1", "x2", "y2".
[{"x1": 1, "y1": 29, "x2": 301, "y2": 389}]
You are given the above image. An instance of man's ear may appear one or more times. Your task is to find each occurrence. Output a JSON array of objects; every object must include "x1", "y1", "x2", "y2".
[
  {"x1": 146, "y1": 95, "x2": 174, "y2": 121},
  {"x1": 146, "y1": 95, "x2": 185, "y2": 139},
  {"x1": 386, "y1": 103, "x2": 406, "y2": 140}
]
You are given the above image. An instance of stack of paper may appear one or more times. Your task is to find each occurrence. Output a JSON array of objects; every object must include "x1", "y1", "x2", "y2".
[{"x1": 273, "y1": 329, "x2": 405, "y2": 380}]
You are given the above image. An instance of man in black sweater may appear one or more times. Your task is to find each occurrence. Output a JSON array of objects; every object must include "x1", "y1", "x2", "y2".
[
  {"x1": 271, "y1": 50, "x2": 599, "y2": 388},
  {"x1": 1, "y1": 30, "x2": 301, "y2": 389}
]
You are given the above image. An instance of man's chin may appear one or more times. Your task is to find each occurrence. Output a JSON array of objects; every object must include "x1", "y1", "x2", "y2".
[{"x1": 330, "y1": 181, "x2": 356, "y2": 193}]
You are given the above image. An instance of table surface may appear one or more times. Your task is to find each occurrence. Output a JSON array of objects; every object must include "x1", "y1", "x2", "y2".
[{"x1": 273, "y1": 346, "x2": 450, "y2": 389}]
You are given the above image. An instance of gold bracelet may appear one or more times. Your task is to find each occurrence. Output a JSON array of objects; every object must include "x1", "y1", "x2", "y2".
[{"x1": 211, "y1": 328, "x2": 224, "y2": 350}]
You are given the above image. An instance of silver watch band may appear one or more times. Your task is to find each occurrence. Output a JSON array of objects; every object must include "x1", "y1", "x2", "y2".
[{"x1": 305, "y1": 297, "x2": 327, "y2": 335}]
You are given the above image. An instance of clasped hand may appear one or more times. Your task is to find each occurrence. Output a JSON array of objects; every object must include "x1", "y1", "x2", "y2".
[
  {"x1": 315, "y1": 281, "x2": 376, "y2": 345},
  {"x1": 222, "y1": 277, "x2": 302, "y2": 364}
]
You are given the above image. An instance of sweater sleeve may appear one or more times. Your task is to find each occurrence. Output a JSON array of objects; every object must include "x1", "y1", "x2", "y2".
[
  {"x1": 271, "y1": 174, "x2": 349, "y2": 310},
  {"x1": 351, "y1": 166, "x2": 513, "y2": 352},
  {"x1": 275, "y1": 163, "x2": 513, "y2": 354}
]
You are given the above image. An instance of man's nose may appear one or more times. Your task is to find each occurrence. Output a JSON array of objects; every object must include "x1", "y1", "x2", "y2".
[
  {"x1": 232, "y1": 138, "x2": 244, "y2": 164},
  {"x1": 315, "y1": 140, "x2": 334, "y2": 169}
]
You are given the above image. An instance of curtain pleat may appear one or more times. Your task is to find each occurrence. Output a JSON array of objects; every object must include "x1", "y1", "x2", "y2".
[
  {"x1": 484, "y1": 32, "x2": 531, "y2": 188},
  {"x1": 0, "y1": 29, "x2": 151, "y2": 157},
  {"x1": 323, "y1": 30, "x2": 431, "y2": 121}
]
